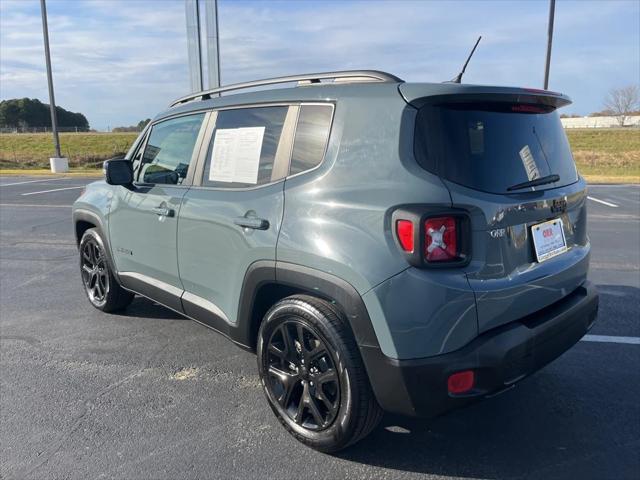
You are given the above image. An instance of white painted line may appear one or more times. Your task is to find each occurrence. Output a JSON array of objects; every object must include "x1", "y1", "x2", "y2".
[
  {"x1": 0, "y1": 203, "x2": 72, "y2": 208},
  {"x1": 21, "y1": 186, "x2": 84, "y2": 196},
  {"x1": 581, "y1": 335, "x2": 640, "y2": 345},
  {"x1": 0, "y1": 177, "x2": 67, "y2": 187},
  {"x1": 587, "y1": 196, "x2": 619, "y2": 208}
]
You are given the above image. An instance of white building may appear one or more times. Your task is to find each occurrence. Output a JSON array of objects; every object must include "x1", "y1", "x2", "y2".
[{"x1": 561, "y1": 115, "x2": 640, "y2": 128}]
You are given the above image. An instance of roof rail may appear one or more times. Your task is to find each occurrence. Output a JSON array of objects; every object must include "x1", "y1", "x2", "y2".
[{"x1": 169, "y1": 70, "x2": 403, "y2": 108}]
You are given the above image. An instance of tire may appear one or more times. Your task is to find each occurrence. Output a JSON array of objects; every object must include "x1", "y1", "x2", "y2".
[
  {"x1": 257, "y1": 294, "x2": 382, "y2": 452},
  {"x1": 79, "y1": 228, "x2": 133, "y2": 313}
]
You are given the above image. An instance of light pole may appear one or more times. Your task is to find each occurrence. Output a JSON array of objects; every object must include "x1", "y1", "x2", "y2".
[
  {"x1": 40, "y1": 0, "x2": 61, "y2": 158},
  {"x1": 543, "y1": 0, "x2": 556, "y2": 90},
  {"x1": 204, "y1": 0, "x2": 221, "y2": 90},
  {"x1": 185, "y1": 0, "x2": 221, "y2": 93},
  {"x1": 185, "y1": 0, "x2": 204, "y2": 92}
]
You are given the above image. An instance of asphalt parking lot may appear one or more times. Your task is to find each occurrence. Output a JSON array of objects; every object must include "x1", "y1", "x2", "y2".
[{"x1": 1, "y1": 176, "x2": 638, "y2": 480}]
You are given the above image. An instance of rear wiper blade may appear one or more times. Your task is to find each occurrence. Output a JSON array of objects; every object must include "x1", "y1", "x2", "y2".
[{"x1": 507, "y1": 174, "x2": 560, "y2": 191}]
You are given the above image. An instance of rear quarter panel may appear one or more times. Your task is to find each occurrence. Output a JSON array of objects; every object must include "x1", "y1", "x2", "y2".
[{"x1": 276, "y1": 86, "x2": 477, "y2": 359}]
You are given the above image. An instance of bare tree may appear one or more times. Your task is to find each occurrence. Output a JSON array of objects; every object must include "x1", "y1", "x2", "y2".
[{"x1": 603, "y1": 85, "x2": 640, "y2": 126}]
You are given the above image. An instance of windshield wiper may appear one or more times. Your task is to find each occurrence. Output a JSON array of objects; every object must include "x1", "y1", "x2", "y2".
[{"x1": 507, "y1": 174, "x2": 560, "y2": 191}]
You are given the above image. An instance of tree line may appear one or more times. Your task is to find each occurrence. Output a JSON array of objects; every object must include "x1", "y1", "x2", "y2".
[{"x1": 0, "y1": 98, "x2": 90, "y2": 131}]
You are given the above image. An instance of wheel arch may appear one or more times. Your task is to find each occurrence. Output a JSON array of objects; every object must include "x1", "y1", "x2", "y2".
[
  {"x1": 73, "y1": 208, "x2": 116, "y2": 273},
  {"x1": 237, "y1": 261, "x2": 380, "y2": 353}
]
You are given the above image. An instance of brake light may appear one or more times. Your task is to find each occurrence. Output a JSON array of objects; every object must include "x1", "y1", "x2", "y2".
[
  {"x1": 448, "y1": 370, "x2": 475, "y2": 394},
  {"x1": 511, "y1": 104, "x2": 547, "y2": 114},
  {"x1": 396, "y1": 220, "x2": 414, "y2": 253},
  {"x1": 425, "y1": 216, "x2": 457, "y2": 262}
]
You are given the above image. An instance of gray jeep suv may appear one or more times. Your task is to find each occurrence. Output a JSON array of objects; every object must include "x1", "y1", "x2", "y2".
[{"x1": 73, "y1": 70, "x2": 599, "y2": 452}]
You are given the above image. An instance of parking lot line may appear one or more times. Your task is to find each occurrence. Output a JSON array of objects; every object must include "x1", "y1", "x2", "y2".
[
  {"x1": 0, "y1": 203, "x2": 72, "y2": 208},
  {"x1": 0, "y1": 177, "x2": 67, "y2": 187},
  {"x1": 587, "y1": 196, "x2": 619, "y2": 208},
  {"x1": 582, "y1": 334, "x2": 640, "y2": 345},
  {"x1": 21, "y1": 186, "x2": 85, "y2": 196}
]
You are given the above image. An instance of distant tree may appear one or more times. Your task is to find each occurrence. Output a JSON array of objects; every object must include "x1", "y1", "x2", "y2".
[
  {"x1": 588, "y1": 110, "x2": 614, "y2": 117},
  {"x1": 603, "y1": 85, "x2": 640, "y2": 126},
  {"x1": 0, "y1": 98, "x2": 89, "y2": 130},
  {"x1": 112, "y1": 119, "x2": 151, "y2": 133}
]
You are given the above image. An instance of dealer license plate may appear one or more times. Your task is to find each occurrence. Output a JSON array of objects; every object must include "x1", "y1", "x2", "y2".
[{"x1": 532, "y1": 218, "x2": 567, "y2": 262}]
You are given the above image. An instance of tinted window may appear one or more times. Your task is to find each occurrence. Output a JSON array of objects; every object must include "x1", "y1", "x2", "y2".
[
  {"x1": 139, "y1": 113, "x2": 205, "y2": 185},
  {"x1": 290, "y1": 105, "x2": 333, "y2": 175},
  {"x1": 202, "y1": 106, "x2": 288, "y2": 188},
  {"x1": 415, "y1": 103, "x2": 578, "y2": 194}
]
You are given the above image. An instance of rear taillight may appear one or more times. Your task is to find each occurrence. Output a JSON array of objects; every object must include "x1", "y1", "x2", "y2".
[
  {"x1": 424, "y1": 216, "x2": 457, "y2": 262},
  {"x1": 392, "y1": 208, "x2": 470, "y2": 268},
  {"x1": 396, "y1": 220, "x2": 414, "y2": 253}
]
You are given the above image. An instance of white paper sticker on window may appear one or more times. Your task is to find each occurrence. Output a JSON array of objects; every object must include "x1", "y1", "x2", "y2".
[
  {"x1": 208, "y1": 126, "x2": 265, "y2": 184},
  {"x1": 519, "y1": 145, "x2": 541, "y2": 181}
]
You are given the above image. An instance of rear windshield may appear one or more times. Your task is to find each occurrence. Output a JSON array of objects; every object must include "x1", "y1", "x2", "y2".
[{"x1": 414, "y1": 102, "x2": 578, "y2": 194}]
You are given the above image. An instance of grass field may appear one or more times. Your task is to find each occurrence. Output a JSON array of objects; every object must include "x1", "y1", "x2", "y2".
[
  {"x1": 566, "y1": 129, "x2": 639, "y2": 182},
  {"x1": 1, "y1": 128, "x2": 638, "y2": 182},
  {"x1": 0, "y1": 132, "x2": 138, "y2": 169}
]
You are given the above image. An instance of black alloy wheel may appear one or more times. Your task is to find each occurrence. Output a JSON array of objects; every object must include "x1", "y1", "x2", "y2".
[
  {"x1": 257, "y1": 295, "x2": 382, "y2": 452},
  {"x1": 81, "y1": 236, "x2": 109, "y2": 306},
  {"x1": 78, "y1": 228, "x2": 133, "y2": 312},
  {"x1": 264, "y1": 320, "x2": 341, "y2": 431}
]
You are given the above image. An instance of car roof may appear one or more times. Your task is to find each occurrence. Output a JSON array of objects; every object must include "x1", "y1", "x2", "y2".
[{"x1": 153, "y1": 70, "x2": 571, "y2": 122}]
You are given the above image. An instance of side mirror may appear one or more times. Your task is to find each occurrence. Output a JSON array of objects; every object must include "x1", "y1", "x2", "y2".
[{"x1": 104, "y1": 159, "x2": 133, "y2": 186}]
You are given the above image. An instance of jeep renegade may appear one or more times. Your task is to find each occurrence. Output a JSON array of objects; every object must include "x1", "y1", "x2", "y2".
[{"x1": 73, "y1": 70, "x2": 599, "y2": 452}]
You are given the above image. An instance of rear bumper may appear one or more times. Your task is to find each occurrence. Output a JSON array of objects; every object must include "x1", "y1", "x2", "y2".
[{"x1": 361, "y1": 280, "x2": 599, "y2": 417}]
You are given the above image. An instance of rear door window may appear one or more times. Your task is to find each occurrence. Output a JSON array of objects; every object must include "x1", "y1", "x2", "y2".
[
  {"x1": 202, "y1": 106, "x2": 288, "y2": 188},
  {"x1": 415, "y1": 103, "x2": 578, "y2": 194},
  {"x1": 289, "y1": 104, "x2": 333, "y2": 175}
]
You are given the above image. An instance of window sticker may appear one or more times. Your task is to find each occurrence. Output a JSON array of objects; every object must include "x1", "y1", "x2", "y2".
[
  {"x1": 208, "y1": 126, "x2": 265, "y2": 184},
  {"x1": 519, "y1": 145, "x2": 541, "y2": 181}
]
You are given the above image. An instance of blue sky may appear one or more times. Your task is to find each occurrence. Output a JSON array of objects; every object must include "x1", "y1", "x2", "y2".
[{"x1": 1, "y1": 0, "x2": 638, "y2": 131}]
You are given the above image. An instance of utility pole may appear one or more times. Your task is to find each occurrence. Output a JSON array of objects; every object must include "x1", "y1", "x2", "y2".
[
  {"x1": 543, "y1": 0, "x2": 556, "y2": 90},
  {"x1": 204, "y1": 0, "x2": 221, "y2": 90},
  {"x1": 185, "y1": 0, "x2": 204, "y2": 92},
  {"x1": 39, "y1": 0, "x2": 61, "y2": 159}
]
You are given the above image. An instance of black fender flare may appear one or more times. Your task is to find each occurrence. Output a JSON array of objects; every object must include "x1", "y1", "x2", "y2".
[
  {"x1": 73, "y1": 209, "x2": 117, "y2": 275},
  {"x1": 235, "y1": 261, "x2": 412, "y2": 414}
]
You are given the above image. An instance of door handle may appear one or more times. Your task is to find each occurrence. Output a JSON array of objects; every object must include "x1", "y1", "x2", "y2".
[
  {"x1": 152, "y1": 206, "x2": 175, "y2": 217},
  {"x1": 234, "y1": 216, "x2": 269, "y2": 230}
]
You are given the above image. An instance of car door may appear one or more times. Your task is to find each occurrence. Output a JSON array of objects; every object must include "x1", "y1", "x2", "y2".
[
  {"x1": 177, "y1": 105, "x2": 297, "y2": 328},
  {"x1": 109, "y1": 112, "x2": 209, "y2": 311}
]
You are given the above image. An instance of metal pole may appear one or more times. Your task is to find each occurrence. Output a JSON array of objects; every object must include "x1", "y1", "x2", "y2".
[
  {"x1": 204, "y1": 0, "x2": 221, "y2": 90},
  {"x1": 543, "y1": 0, "x2": 556, "y2": 90},
  {"x1": 185, "y1": 0, "x2": 204, "y2": 92},
  {"x1": 40, "y1": 0, "x2": 61, "y2": 158}
]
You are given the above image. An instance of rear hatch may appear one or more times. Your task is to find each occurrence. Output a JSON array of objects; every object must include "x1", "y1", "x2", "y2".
[{"x1": 404, "y1": 84, "x2": 590, "y2": 333}]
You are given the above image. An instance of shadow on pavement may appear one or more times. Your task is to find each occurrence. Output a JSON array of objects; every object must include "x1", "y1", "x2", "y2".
[{"x1": 119, "y1": 296, "x2": 186, "y2": 321}]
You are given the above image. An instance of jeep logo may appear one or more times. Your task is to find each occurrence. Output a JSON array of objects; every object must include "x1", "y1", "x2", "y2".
[{"x1": 551, "y1": 198, "x2": 567, "y2": 214}]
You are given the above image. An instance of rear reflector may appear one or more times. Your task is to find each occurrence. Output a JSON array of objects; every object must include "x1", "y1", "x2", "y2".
[
  {"x1": 425, "y1": 216, "x2": 457, "y2": 261},
  {"x1": 448, "y1": 370, "x2": 475, "y2": 394},
  {"x1": 396, "y1": 220, "x2": 414, "y2": 252}
]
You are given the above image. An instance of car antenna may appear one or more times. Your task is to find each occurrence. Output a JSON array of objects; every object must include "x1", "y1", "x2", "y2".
[{"x1": 449, "y1": 36, "x2": 482, "y2": 84}]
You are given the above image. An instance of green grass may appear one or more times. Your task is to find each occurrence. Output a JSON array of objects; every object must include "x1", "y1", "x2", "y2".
[
  {"x1": 0, "y1": 132, "x2": 138, "y2": 168},
  {"x1": 567, "y1": 128, "x2": 639, "y2": 182},
  {"x1": 1, "y1": 128, "x2": 638, "y2": 183}
]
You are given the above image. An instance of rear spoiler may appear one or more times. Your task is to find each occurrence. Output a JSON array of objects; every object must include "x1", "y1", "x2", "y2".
[{"x1": 399, "y1": 83, "x2": 572, "y2": 109}]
